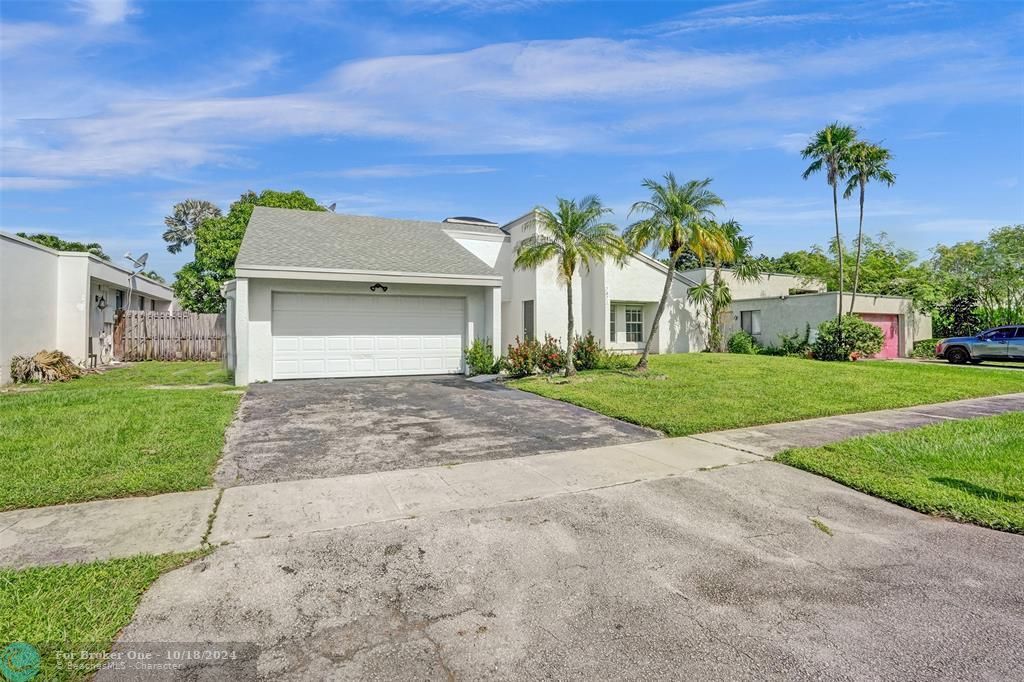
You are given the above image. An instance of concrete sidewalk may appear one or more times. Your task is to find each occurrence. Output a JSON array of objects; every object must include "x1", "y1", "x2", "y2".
[
  {"x1": 3, "y1": 392, "x2": 1022, "y2": 568},
  {"x1": 694, "y1": 392, "x2": 1024, "y2": 457},
  {"x1": 208, "y1": 438, "x2": 757, "y2": 543}
]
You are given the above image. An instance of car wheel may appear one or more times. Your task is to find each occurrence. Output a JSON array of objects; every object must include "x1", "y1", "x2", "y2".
[{"x1": 946, "y1": 347, "x2": 969, "y2": 364}]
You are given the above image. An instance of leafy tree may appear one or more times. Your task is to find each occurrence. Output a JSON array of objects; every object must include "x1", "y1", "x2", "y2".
[
  {"x1": 16, "y1": 232, "x2": 109, "y2": 260},
  {"x1": 173, "y1": 190, "x2": 325, "y2": 312},
  {"x1": 768, "y1": 234, "x2": 938, "y2": 309},
  {"x1": 801, "y1": 123, "x2": 858, "y2": 325},
  {"x1": 933, "y1": 293, "x2": 982, "y2": 337},
  {"x1": 766, "y1": 248, "x2": 833, "y2": 285},
  {"x1": 844, "y1": 141, "x2": 895, "y2": 311},
  {"x1": 163, "y1": 199, "x2": 222, "y2": 254},
  {"x1": 687, "y1": 220, "x2": 762, "y2": 351},
  {"x1": 926, "y1": 225, "x2": 1024, "y2": 329},
  {"x1": 623, "y1": 174, "x2": 728, "y2": 370},
  {"x1": 139, "y1": 269, "x2": 166, "y2": 283},
  {"x1": 514, "y1": 196, "x2": 626, "y2": 376}
]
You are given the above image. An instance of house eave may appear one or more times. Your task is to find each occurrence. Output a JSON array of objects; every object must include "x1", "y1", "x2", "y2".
[{"x1": 235, "y1": 265, "x2": 503, "y2": 287}]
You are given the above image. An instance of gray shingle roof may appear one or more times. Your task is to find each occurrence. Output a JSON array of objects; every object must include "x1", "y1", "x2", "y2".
[{"x1": 235, "y1": 207, "x2": 502, "y2": 277}]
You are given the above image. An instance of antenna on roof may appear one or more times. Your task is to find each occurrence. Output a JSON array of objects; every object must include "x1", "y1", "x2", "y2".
[{"x1": 123, "y1": 252, "x2": 148, "y2": 311}]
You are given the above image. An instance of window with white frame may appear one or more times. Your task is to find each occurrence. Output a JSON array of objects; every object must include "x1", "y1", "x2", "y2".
[
  {"x1": 625, "y1": 307, "x2": 643, "y2": 343},
  {"x1": 609, "y1": 305, "x2": 617, "y2": 341},
  {"x1": 741, "y1": 310, "x2": 762, "y2": 336}
]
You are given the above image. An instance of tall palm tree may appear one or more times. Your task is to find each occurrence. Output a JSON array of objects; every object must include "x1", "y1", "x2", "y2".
[
  {"x1": 623, "y1": 174, "x2": 727, "y2": 370},
  {"x1": 687, "y1": 220, "x2": 761, "y2": 351},
  {"x1": 844, "y1": 141, "x2": 895, "y2": 312},
  {"x1": 163, "y1": 199, "x2": 222, "y2": 254},
  {"x1": 801, "y1": 123, "x2": 857, "y2": 325},
  {"x1": 514, "y1": 196, "x2": 626, "y2": 377}
]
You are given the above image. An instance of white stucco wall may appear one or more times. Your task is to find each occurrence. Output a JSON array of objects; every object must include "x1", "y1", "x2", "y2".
[
  {"x1": 680, "y1": 268, "x2": 826, "y2": 299},
  {"x1": 600, "y1": 255, "x2": 702, "y2": 353},
  {"x1": 0, "y1": 233, "x2": 175, "y2": 382},
  {"x1": 446, "y1": 231, "x2": 508, "y2": 270},
  {"x1": 234, "y1": 277, "x2": 497, "y2": 385},
  {"x1": 724, "y1": 292, "x2": 932, "y2": 357},
  {"x1": 0, "y1": 234, "x2": 60, "y2": 384},
  {"x1": 501, "y1": 211, "x2": 584, "y2": 351}
]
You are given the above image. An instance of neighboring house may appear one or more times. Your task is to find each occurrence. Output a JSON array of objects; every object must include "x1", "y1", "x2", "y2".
[
  {"x1": 0, "y1": 231, "x2": 175, "y2": 384},
  {"x1": 225, "y1": 207, "x2": 931, "y2": 385},
  {"x1": 683, "y1": 267, "x2": 932, "y2": 359}
]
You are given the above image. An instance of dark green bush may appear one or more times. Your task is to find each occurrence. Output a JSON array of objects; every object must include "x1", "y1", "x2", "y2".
[
  {"x1": 465, "y1": 338, "x2": 499, "y2": 375},
  {"x1": 504, "y1": 337, "x2": 541, "y2": 378},
  {"x1": 812, "y1": 315, "x2": 885, "y2": 361},
  {"x1": 572, "y1": 331, "x2": 601, "y2": 370},
  {"x1": 727, "y1": 331, "x2": 758, "y2": 354}
]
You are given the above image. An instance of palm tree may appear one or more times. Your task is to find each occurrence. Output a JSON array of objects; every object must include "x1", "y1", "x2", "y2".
[
  {"x1": 623, "y1": 174, "x2": 727, "y2": 370},
  {"x1": 514, "y1": 196, "x2": 626, "y2": 377},
  {"x1": 687, "y1": 220, "x2": 760, "y2": 351},
  {"x1": 801, "y1": 123, "x2": 857, "y2": 324},
  {"x1": 163, "y1": 199, "x2": 222, "y2": 254},
  {"x1": 844, "y1": 141, "x2": 895, "y2": 312}
]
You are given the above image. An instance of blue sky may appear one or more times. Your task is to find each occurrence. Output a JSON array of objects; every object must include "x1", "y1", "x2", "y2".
[{"x1": 1, "y1": 0, "x2": 1021, "y2": 280}]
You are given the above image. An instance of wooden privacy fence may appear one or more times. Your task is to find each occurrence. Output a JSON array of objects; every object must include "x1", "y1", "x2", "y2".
[{"x1": 114, "y1": 310, "x2": 226, "y2": 361}]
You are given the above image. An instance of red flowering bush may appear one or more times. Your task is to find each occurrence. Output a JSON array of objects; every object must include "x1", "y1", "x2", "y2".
[
  {"x1": 538, "y1": 334, "x2": 567, "y2": 373},
  {"x1": 572, "y1": 331, "x2": 601, "y2": 370},
  {"x1": 505, "y1": 336, "x2": 541, "y2": 378}
]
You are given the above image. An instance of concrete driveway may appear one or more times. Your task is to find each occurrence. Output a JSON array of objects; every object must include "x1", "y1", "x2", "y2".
[
  {"x1": 215, "y1": 376, "x2": 659, "y2": 486},
  {"x1": 109, "y1": 460, "x2": 1024, "y2": 681}
]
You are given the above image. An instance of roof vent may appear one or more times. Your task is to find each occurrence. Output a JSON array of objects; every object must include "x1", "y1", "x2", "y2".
[{"x1": 443, "y1": 216, "x2": 498, "y2": 228}]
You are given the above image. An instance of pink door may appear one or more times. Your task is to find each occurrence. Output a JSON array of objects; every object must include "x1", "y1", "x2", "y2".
[{"x1": 858, "y1": 313, "x2": 900, "y2": 358}]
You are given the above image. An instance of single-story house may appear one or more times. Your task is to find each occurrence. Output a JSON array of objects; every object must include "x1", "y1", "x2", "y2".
[
  {"x1": 224, "y1": 207, "x2": 932, "y2": 385},
  {"x1": 0, "y1": 231, "x2": 175, "y2": 384},
  {"x1": 684, "y1": 267, "x2": 932, "y2": 358}
]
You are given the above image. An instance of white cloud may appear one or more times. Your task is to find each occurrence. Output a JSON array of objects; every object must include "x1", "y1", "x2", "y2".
[
  {"x1": 72, "y1": 0, "x2": 136, "y2": 25},
  {"x1": 337, "y1": 164, "x2": 497, "y2": 179},
  {"x1": 0, "y1": 21, "x2": 63, "y2": 53},
  {"x1": 647, "y1": 12, "x2": 836, "y2": 36},
  {"x1": 402, "y1": 0, "x2": 559, "y2": 15},
  {"x1": 0, "y1": 177, "x2": 81, "y2": 190},
  {"x1": 333, "y1": 39, "x2": 778, "y2": 100},
  {"x1": 2, "y1": 27, "x2": 1020, "y2": 181}
]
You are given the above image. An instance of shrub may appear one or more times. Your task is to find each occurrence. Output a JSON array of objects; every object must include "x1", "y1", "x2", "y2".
[
  {"x1": 505, "y1": 336, "x2": 541, "y2": 378},
  {"x1": 595, "y1": 351, "x2": 637, "y2": 370},
  {"x1": 911, "y1": 338, "x2": 940, "y2": 359},
  {"x1": 812, "y1": 315, "x2": 884, "y2": 361},
  {"x1": 465, "y1": 338, "x2": 499, "y2": 375},
  {"x1": 727, "y1": 331, "x2": 758, "y2": 354},
  {"x1": 572, "y1": 331, "x2": 602, "y2": 370},
  {"x1": 767, "y1": 323, "x2": 812, "y2": 357},
  {"x1": 538, "y1": 334, "x2": 567, "y2": 373}
]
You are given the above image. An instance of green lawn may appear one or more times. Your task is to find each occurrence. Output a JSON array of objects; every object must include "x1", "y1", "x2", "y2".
[
  {"x1": 778, "y1": 412, "x2": 1024, "y2": 533},
  {"x1": 510, "y1": 354, "x2": 1022, "y2": 436},
  {"x1": 0, "y1": 362, "x2": 242, "y2": 511},
  {"x1": 0, "y1": 552, "x2": 204, "y2": 682}
]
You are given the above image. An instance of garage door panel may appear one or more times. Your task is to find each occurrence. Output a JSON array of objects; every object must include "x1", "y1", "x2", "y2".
[
  {"x1": 274, "y1": 336, "x2": 299, "y2": 352},
  {"x1": 301, "y1": 337, "x2": 326, "y2": 352},
  {"x1": 326, "y1": 337, "x2": 351, "y2": 351},
  {"x1": 272, "y1": 293, "x2": 465, "y2": 379}
]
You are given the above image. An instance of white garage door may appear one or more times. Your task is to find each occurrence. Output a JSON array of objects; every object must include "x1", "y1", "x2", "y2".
[{"x1": 272, "y1": 293, "x2": 465, "y2": 379}]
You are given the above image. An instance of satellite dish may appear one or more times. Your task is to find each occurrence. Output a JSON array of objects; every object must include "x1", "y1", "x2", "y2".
[{"x1": 137, "y1": 252, "x2": 148, "y2": 267}]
